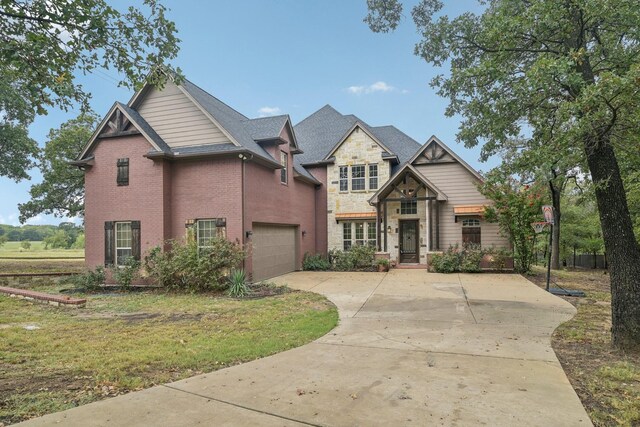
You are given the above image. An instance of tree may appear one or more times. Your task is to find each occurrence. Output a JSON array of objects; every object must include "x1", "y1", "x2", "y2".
[
  {"x1": 0, "y1": 124, "x2": 38, "y2": 181},
  {"x1": 0, "y1": 235, "x2": 8, "y2": 248},
  {"x1": 18, "y1": 114, "x2": 97, "y2": 222},
  {"x1": 479, "y1": 169, "x2": 545, "y2": 273},
  {"x1": 20, "y1": 240, "x2": 31, "y2": 251},
  {"x1": 44, "y1": 230, "x2": 70, "y2": 249},
  {"x1": 0, "y1": 0, "x2": 180, "y2": 181},
  {"x1": 500, "y1": 138, "x2": 584, "y2": 270},
  {"x1": 366, "y1": 0, "x2": 640, "y2": 350},
  {"x1": 560, "y1": 186, "x2": 604, "y2": 267}
]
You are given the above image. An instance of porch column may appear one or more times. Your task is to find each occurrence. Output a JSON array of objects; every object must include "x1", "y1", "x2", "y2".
[
  {"x1": 383, "y1": 199, "x2": 388, "y2": 252},
  {"x1": 376, "y1": 203, "x2": 382, "y2": 251},
  {"x1": 427, "y1": 199, "x2": 432, "y2": 251},
  {"x1": 435, "y1": 201, "x2": 440, "y2": 250}
]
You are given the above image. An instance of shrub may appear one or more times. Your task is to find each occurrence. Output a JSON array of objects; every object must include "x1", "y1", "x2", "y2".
[
  {"x1": 430, "y1": 245, "x2": 462, "y2": 273},
  {"x1": 110, "y1": 257, "x2": 141, "y2": 289},
  {"x1": 484, "y1": 246, "x2": 512, "y2": 271},
  {"x1": 431, "y1": 244, "x2": 486, "y2": 273},
  {"x1": 329, "y1": 245, "x2": 376, "y2": 271},
  {"x1": 303, "y1": 253, "x2": 331, "y2": 271},
  {"x1": 144, "y1": 238, "x2": 245, "y2": 292},
  {"x1": 70, "y1": 266, "x2": 105, "y2": 291},
  {"x1": 459, "y1": 244, "x2": 484, "y2": 273},
  {"x1": 20, "y1": 240, "x2": 31, "y2": 251},
  {"x1": 227, "y1": 269, "x2": 249, "y2": 297}
]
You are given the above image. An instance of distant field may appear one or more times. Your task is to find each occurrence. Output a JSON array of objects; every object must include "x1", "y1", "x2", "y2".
[{"x1": 0, "y1": 241, "x2": 84, "y2": 259}]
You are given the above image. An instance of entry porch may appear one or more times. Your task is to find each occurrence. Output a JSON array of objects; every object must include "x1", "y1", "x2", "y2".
[{"x1": 369, "y1": 164, "x2": 448, "y2": 265}]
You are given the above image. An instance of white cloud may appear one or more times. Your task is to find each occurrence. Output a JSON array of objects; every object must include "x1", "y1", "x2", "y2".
[
  {"x1": 347, "y1": 81, "x2": 399, "y2": 95},
  {"x1": 258, "y1": 106, "x2": 281, "y2": 117},
  {"x1": 25, "y1": 215, "x2": 45, "y2": 225},
  {"x1": 0, "y1": 213, "x2": 19, "y2": 226}
]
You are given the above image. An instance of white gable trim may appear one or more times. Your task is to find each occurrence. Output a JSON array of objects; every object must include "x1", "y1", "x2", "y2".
[
  {"x1": 410, "y1": 135, "x2": 484, "y2": 182},
  {"x1": 324, "y1": 122, "x2": 394, "y2": 160},
  {"x1": 77, "y1": 103, "x2": 162, "y2": 160}
]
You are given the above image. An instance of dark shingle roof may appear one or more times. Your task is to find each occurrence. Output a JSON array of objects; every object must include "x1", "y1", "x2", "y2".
[
  {"x1": 116, "y1": 102, "x2": 171, "y2": 153},
  {"x1": 369, "y1": 125, "x2": 421, "y2": 164},
  {"x1": 293, "y1": 105, "x2": 421, "y2": 167},
  {"x1": 293, "y1": 105, "x2": 357, "y2": 165},
  {"x1": 243, "y1": 115, "x2": 289, "y2": 141}
]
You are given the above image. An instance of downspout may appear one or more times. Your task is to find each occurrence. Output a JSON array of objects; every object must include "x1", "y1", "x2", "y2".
[{"x1": 240, "y1": 153, "x2": 253, "y2": 274}]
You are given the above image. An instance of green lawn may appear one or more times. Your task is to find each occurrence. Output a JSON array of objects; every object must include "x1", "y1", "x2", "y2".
[
  {"x1": 0, "y1": 241, "x2": 84, "y2": 259},
  {"x1": 0, "y1": 282, "x2": 338, "y2": 424}
]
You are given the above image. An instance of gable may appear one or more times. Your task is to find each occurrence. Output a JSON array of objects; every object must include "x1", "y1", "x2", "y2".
[
  {"x1": 78, "y1": 103, "x2": 167, "y2": 160},
  {"x1": 412, "y1": 139, "x2": 456, "y2": 164},
  {"x1": 410, "y1": 136, "x2": 484, "y2": 182},
  {"x1": 98, "y1": 108, "x2": 140, "y2": 139},
  {"x1": 137, "y1": 81, "x2": 232, "y2": 148},
  {"x1": 279, "y1": 120, "x2": 300, "y2": 151},
  {"x1": 327, "y1": 124, "x2": 391, "y2": 160}
]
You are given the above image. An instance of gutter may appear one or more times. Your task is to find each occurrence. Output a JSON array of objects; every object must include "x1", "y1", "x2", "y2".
[{"x1": 144, "y1": 149, "x2": 282, "y2": 169}]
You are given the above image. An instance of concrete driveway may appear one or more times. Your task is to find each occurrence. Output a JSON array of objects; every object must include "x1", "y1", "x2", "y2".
[{"x1": 18, "y1": 270, "x2": 591, "y2": 426}]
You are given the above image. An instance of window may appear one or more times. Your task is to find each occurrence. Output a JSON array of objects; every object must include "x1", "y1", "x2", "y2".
[
  {"x1": 462, "y1": 219, "x2": 481, "y2": 245},
  {"x1": 117, "y1": 158, "x2": 129, "y2": 186},
  {"x1": 343, "y1": 222, "x2": 352, "y2": 250},
  {"x1": 355, "y1": 222, "x2": 364, "y2": 246},
  {"x1": 462, "y1": 219, "x2": 481, "y2": 227},
  {"x1": 115, "y1": 222, "x2": 132, "y2": 265},
  {"x1": 400, "y1": 199, "x2": 417, "y2": 215},
  {"x1": 339, "y1": 166, "x2": 348, "y2": 191},
  {"x1": 343, "y1": 222, "x2": 376, "y2": 249},
  {"x1": 105, "y1": 220, "x2": 139, "y2": 266},
  {"x1": 369, "y1": 164, "x2": 378, "y2": 190},
  {"x1": 351, "y1": 165, "x2": 365, "y2": 191},
  {"x1": 367, "y1": 222, "x2": 377, "y2": 247},
  {"x1": 280, "y1": 151, "x2": 288, "y2": 184},
  {"x1": 196, "y1": 219, "x2": 222, "y2": 249}
]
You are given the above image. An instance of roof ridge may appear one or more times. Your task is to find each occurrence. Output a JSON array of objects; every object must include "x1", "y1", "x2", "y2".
[
  {"x1": 244, "y1": 114, "x2": 289, "y2": 122},
  {"x1": 182, "y1": 78, "x2": 249, "y2": 120},
  {"x1": 294, "y1": 104, "x2": 343, "y2": 127}
]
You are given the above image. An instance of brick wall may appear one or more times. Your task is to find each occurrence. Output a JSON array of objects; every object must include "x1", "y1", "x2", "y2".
[
  {"x1": 306, "y1": 165, "x2": 327, "y2": 255},
  {"x1": 243, "y1": 127, "x2": 318, "y2": 273},
  {"x1": 170, "y1": 158, "x2": 243, "y2": 243},
  {"x1": 84, "y1": 135, "x2": 169, "y2": 268}
]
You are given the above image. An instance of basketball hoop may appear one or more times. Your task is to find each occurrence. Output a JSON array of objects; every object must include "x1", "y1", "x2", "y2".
[{"x1": 531, "y1": 222, "x2": 548, "y2": 234}]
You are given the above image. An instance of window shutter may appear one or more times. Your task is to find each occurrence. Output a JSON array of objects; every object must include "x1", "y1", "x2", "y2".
[
  {"x1": 117, "y1": 158, "x2": 129, "y2": 186},
  {"x1": 185, "y1": 220, "x2": 196, "y2": 241},
  {"x1": 131, "y1": 220, "x2": 141, "y2": 260},
  {"x1": 104, "y1": 221, "x2": 114, "y2": 266}
]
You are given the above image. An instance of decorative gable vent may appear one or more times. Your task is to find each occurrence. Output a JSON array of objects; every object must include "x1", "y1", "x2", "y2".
[
  {"x1": 99, "y1": 109, "x2": 140, "y2": 138},
  {"x1": 413, "y1": 140, "x2": 455, "y2": 164}
]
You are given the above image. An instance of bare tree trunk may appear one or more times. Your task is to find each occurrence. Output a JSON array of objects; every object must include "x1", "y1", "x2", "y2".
[
  {"x1": 585, "y1": 138, "x2": 640, "y2": 350},
  {"x1": 549, "y1": 179, "x2": 562, "y2": 270}
]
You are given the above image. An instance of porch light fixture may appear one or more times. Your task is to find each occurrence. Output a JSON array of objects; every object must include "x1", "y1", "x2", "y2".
[
  {"x1": 245, "y1": 230, "x2": 253, "y2": 239},
  {"x1": 387, "y1": 226, "x2": 392, "y2": 234},
  {"x1": 302, "y1": 230, "x2": 307, "y2": 237}
]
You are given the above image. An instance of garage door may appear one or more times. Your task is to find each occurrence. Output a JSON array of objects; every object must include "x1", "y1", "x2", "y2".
[{"x1": 251, "y1": 224, "x2": 297, "y2": 281}]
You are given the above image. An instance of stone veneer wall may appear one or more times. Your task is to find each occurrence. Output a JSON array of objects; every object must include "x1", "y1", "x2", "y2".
[{"x1": 327, "y1": 127, "x2": 391, "y2": 251}]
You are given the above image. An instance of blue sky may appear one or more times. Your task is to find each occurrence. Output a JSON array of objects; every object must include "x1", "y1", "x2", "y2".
[{"x1": 0, "y1": 0, "x2": 493, "y2": 226}]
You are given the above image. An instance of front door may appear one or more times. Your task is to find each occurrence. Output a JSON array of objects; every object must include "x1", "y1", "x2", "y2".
[{"x1": 399, "y1": 220, "x2": 419, "y2": 263}]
